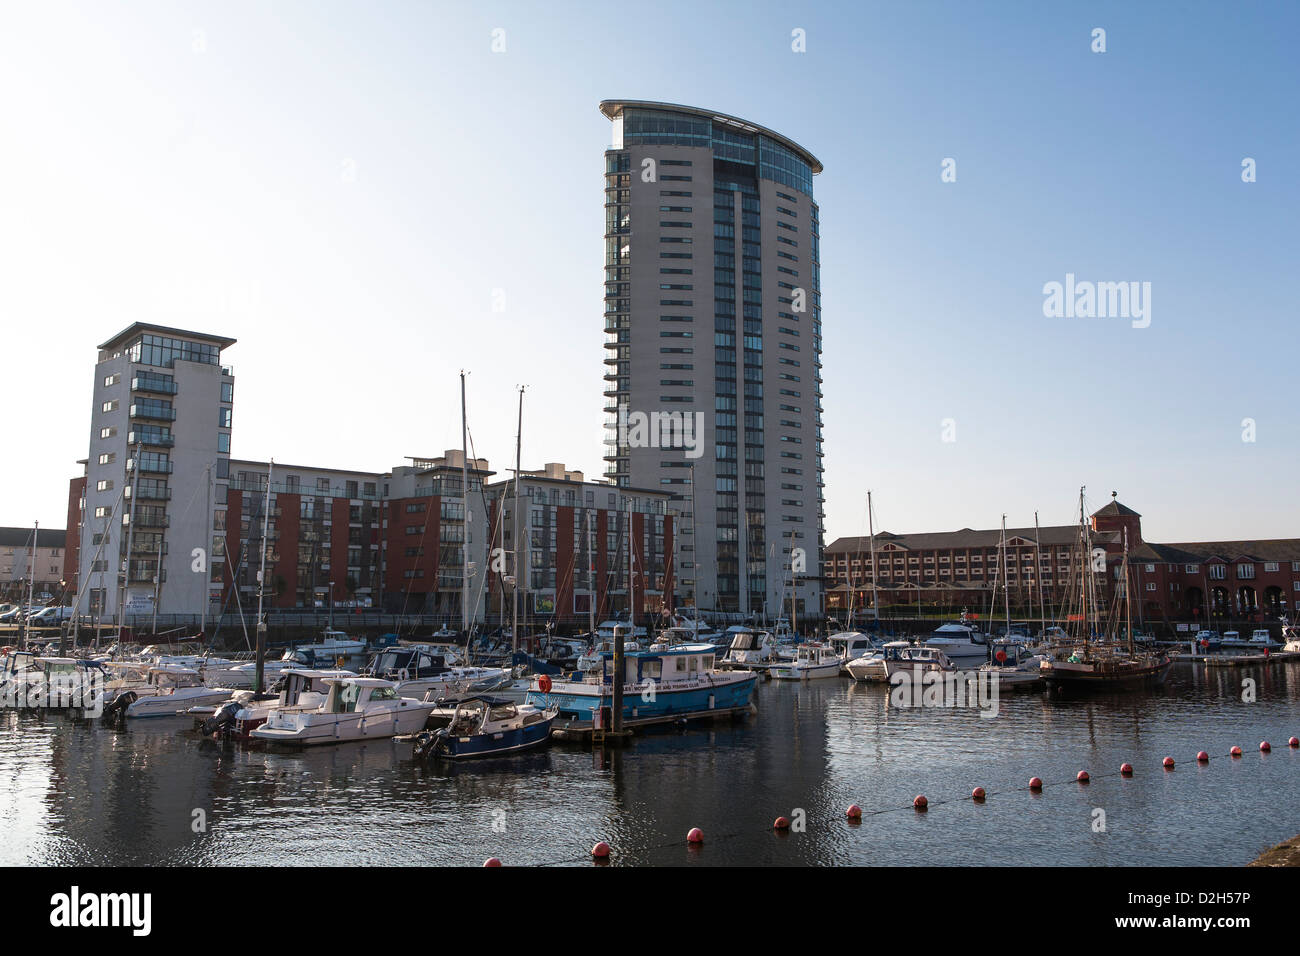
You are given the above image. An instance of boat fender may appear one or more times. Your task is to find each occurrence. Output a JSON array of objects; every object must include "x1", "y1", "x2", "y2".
[{"x1": 537, "y1": 674, "x2": 552, "y2": 693}]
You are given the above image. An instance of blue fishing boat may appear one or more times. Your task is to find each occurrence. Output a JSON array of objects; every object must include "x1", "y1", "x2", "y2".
[
  {"x1": 524, "y1": 642, "x2": 758, "y2": 722},
  {"x1": 412, "y1": 695, "x2": 558, "y2": 760}
]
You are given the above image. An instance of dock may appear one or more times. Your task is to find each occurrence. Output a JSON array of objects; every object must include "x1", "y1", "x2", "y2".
[
  {"x1": 551, "y1": 703, "x2": 757, "y2": 743},
  {"x1": 1170, "y1": 651, "x2": 1300, "y2": 665}
]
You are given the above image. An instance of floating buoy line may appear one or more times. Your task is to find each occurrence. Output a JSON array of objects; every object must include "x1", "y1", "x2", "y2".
[{"x1": 481, "y1": 739, "x2": 1295, "y2": 867}]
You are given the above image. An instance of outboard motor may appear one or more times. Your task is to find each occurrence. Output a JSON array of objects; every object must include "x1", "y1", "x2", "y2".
[
  {"x1": 202, "y1": 698, "x2": 242, "y2": 737},
  {"x1": 412, "y1": 727, "x2": 450, "y2": 760},
  {"x1": 102, "y1": 691, "x2": 136, "y2": 725}
]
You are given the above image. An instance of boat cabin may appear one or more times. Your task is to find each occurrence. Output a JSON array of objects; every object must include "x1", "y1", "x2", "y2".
[
  {"x1": 323, "y1": 678, "x2": 402, "y2": 714},
  {"x1": 597, "y1": 644, "x2": 717, "y2": 686}
]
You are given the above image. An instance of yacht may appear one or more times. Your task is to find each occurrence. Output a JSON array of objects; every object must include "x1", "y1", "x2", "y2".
[
  {"x1": 5, "y1": 656, "x2": 106, "y2": 711},
  {"x1": 413, "y1": 695, "x2": 558, "y2": 760},
  {"x1": 251, "y1": 677, "x2": 439, "y2": 746},
  {"x1": 923, "y1": 622, "x2": 989, "y2": 665},
  {"x1": 1249, "y1": 629, "x2": 1279, "y2": 648},
  {"x1": 118, "y1": 666, "x2": 237, "y2": 719},
  {"x1": 769, "y1": 642, "x2": 842, "y2": 680},
  {"x1": 527, "y1": 643, "x2": 757, "y2": 722},
  {"x1": 595, "y1": 618, "x2": 647, "y2": 641},
  {"x1": 578, "y1": 636, "x2": 642, "y2": 673}
]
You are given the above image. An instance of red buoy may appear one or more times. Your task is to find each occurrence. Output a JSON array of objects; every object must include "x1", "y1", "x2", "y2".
[
  {"x1": 591, "y1": 841, "x2": 610, "y2": 859},
  {"x1": 537, "y1": 674, "x2": 552, "y2": 693},
  {"x1": 1260, "y1": 741, "x2": 1271, "y2": 752},
  {"x1": 686, "y1": 827, "x2": 704, "y2": 844},
  {"x1": 773, "y1": 816, "x2": 791, "y2": 830},
  {"x1": 846, "y1": 804, "x2": 862, "y2": 820},
  {"x1": 913, "y1": 794, "x2": 928, "y2": 810},
  {"x1": 972, "y1": 787, "x2": 986, "y2": 801},
  {"x1": 1197, "y1": 751, "x2": 1209, "y2": 763},
  {"x1": 1163, "y1": 756, "x2": 1175, "y2": 768},
  {"x1": 483, "y1": 858, "x2": 502, "y2": 867},
  {"x1": 1076, "y1": 770, "x2": 1090, "y2": 783},
  {"x1": 1230, "y1": 746, "x2": 1243, "y2": 757},
  {"x1": 1028, "y1": 777, "x2": 1043, "y2": 791},
  {"x1": 1289, "y1": 737, "x2": 1299, "y2": 749},
  {"x1": 1120, "y1": 763, "x2": 1134, "y2": 776}
]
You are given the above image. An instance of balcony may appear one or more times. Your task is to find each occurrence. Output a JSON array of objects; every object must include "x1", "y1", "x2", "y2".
[
  {"x1": 131, "y1": 374, "x2": 178, "y2": 396},
  {"x1": 133, "y1": 484, "x2": 171, "y2": 501},
  {"x1": 135, "y1": 459, "x2": 173, "y2": 474},
  {"x1": 130, "y1": 510, "x2": 169, "y2": 529},
  {"x1": 129, "y1": 403, "x2": 176, "y2": 422},
  {"x1": 128, "y1": 431, "x2": 174, "y2": 448}
]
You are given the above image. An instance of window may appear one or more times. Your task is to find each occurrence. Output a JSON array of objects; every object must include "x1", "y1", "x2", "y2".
[
  {"x1": 221, "y1": 382, "x2": 234, "y2": 403},
  {"x1": 219, "y1": 408, "x2": 232, "y2": 428},
  {"x1": 101, "y1": 400, "x2": 118, "y2": 413},
  {"x1": 217, "y1": 433, "x2": 230, "y2": 454},
  {"x1": 103, "y1": 373, "x2": 120, "y2": 387}
]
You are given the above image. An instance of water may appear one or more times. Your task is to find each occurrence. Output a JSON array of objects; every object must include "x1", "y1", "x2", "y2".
[{"x1": 2, "y1": 662, "x2": 1297, "y2": 866}]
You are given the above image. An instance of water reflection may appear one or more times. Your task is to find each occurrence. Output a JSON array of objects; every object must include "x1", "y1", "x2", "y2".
[{"x1": 1, "y1": 662, "x2": 1296, "y2": 866}]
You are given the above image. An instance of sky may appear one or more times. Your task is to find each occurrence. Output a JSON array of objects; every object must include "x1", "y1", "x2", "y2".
[{"x1": 0, "y1": 1, "x2": 1296, "y2": 546}]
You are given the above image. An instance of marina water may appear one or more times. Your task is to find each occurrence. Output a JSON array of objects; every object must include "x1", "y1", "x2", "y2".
[{"x1": 2, "y1": 661, "x2": 1297, "y2": 866}]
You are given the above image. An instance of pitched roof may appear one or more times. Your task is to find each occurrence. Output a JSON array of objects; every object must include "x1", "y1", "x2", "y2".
[
  {"x1": 1091, "y1": 499, "x2": 1141, "y2": 518},
  {"x1": 826, "y1": 525, "x2": 1096, "y2": 554}
]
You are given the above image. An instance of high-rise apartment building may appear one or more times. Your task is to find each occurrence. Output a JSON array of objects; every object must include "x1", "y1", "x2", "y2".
[
  {"x1": 600, "y1": 100, "x2": 825, "y2": 619},
  {"x1": 78, "y1": 324, "x2": 236, "y2": 620}
]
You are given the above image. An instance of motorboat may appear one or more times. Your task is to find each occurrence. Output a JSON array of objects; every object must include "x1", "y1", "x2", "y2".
[
  {"x1": 412, "y1": 695, "x2": 558, "y2": 760},
  {"x1": 595, "y1": 618, "x2": 647, "y2": 641},
  {"x1": 882, "y1": 643, "x2": 956, "y2": 680},
  {"x1": 826, "y1": 631, "x2": 878, "y2": 671},
  {"x1": 1249, "y1": 629, "x2": 1279, "y2": 648},
  {"x1": 845, "y1": 649, "x2": 890, "y2": 683},
  {"x1": 526, "y1": 643, "x2": 757, "y2": 722},
  {"x1": 5, "y1": 656, "x2": 106, "y2": 711},
  {"x1": 718, "y1": 626, "x2": 776, "y2": 671},
  {"x1": 923, "y1": 622, "x2": 989, "y2": 665},
  {"x1": 769, "y1": 642, "x2": 842, "y2": 681},
  {"x1": 279, "y1": 630, "x2": 369, "y2": 668},
  {"x1": 116, "y1": 666, "x2": 237, "y2": 719},
  {"x1": 250, "y1": 677, "x2": 439, "y2": 746},
  {"x1": 979, "y1": 643, "x2": 1047, "y2": 691},
  {"x1": 197, "y1": 668, "x2": 355, "y2": 738},
  {"x1": 578, "y1": 636, "x2": 641, "y2": 673}
]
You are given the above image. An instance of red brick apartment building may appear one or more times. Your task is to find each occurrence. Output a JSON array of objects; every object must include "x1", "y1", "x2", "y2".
[{"x1": 826, "y1": 499, "x2": 1300, "y2": 628}]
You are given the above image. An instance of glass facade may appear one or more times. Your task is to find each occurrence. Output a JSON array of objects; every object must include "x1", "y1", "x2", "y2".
[
  {"x1": 604, "y1": 103, "x2": 822, "y2": 615},
  {"x1": 127, "y1": 333, "x2": 221, "y2": 369}
]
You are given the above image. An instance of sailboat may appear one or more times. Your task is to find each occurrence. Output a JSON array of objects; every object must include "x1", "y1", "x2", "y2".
[{"x1": 1040, "y1": 488, "x2": 1172, "y2": 692}]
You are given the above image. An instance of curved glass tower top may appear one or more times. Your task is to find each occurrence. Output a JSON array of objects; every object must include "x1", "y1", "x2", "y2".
[{"x1": 599, "y1": 100, "x2": 822, "y2": 196}]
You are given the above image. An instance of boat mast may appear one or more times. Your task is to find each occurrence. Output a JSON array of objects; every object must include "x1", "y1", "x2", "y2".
[
  {"x1": 119, "y1": 440, "x2": 142, "y2": 645},
  {"x1": 1035, "y1": 511, "x2": 1045, "y2": 637},
  {"x1": 1123, "y1": 527, "x2": 1134, "y2": 655},
  {"x1": 790, "y1": 525, "x2": 798, "y2": 637},
  {"x1": 586, "y1": 509, "x2": 595, "y2": 637},
  {"x1": 22, "y1": 522, "x2": 37, "y2": 652},
  {"x1": 867, "y1": 491, "x2": 878, "y2": 625},
  {"x1": 460, "y1": 371, "x2": 470, "y2": 639},
  {"x1": 1001, "y1": 514, "x2": 1011, "y2": 645},
  {"x1": 201, "y1": 462, "x2": 212, "y2": 640},
  {"x1": 690, "y1": 462, "x2": 698, "y2": 640},
  {"x1": 1078, "y1": 486, "x2": 1089, "y2": 652},
  {"x1": 254, "y1": 459, "x2": 273, "y2": 693},
  {"x1": 512, "y1": 384, "x2": 524, "y2": 654}
]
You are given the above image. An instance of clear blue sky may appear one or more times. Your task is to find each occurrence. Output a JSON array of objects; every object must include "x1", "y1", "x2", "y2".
[{"x1": 1, "y1": 1, "x2": 1295, "y2": 544}]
